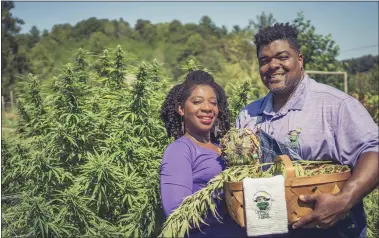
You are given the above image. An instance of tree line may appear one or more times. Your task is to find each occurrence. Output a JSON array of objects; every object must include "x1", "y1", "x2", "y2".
[{"x1": 1, "y1": 1, "x2": 378, "y2": 120}]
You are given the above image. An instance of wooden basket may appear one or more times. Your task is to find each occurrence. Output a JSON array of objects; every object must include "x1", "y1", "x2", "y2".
[{"x1": 223, "y1": 155, "x2": 351, "y2": 227}]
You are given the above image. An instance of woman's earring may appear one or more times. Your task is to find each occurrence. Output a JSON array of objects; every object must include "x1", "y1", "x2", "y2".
[
  {"x1": 181, "y1": 116, "x2": 185, "y2": 134},
  {"x1": 214, "y1": 120, "x2": 219, "y2": 137}
]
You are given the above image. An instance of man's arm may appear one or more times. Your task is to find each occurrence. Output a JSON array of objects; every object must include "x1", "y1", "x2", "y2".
[
  {"x1": 339, "y1": 151, "x2": 378, "y2": 210},
  {"x1": 293, "y1": 97, "x2": 379, "y2": 229},
  {"x1": 293, "y1": 151, "x2": 378, "y2": 229}
]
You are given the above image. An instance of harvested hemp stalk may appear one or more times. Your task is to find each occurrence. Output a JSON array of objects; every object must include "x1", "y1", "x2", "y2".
[{"x1": 159, "y1": 128, "x2": 350, "y2": 237}]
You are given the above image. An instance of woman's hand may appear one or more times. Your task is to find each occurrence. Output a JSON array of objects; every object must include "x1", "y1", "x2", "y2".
[{"x1": 292, "y1": 193, "x2": 351, "y2": 229}]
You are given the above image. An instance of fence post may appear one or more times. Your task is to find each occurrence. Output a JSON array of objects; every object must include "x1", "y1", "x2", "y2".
[
  {"x1": 10, "y1": 90, "x2": 14, "y2": 109},
  {"x1": 1, "y1": 96, "x2": 5, "y2": 112},
  {"x1": 306, "y1": 71, "x2": 348, "y2": 94},
  {"x1": 344, "y1": 72, "x2": 348, "y2": 94}
]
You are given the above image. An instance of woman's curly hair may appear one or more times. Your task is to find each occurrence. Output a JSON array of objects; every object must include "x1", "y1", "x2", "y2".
[
  {"x1": 160, "y1": 70, "x2": 231, "y2": 142},
  {"x1": 254, "y1": 22, "x2": 300, "y2": 56}
]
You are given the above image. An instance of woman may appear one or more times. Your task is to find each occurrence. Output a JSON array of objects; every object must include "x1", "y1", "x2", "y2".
[{"x1": 160, "y1": 70, "x2": 246, "y2": 237}]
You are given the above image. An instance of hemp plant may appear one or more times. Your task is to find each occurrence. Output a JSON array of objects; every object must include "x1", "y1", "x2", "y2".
[{"x1": 227, "y1": 80, "x2": 260, "y2": 123}]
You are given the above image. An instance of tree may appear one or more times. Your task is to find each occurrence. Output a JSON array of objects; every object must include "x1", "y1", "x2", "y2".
[
  {"x1": 248, "y1": 12, "x2": 276, "y2": 31},
  {"x1": 27, "y1": 25, "x2": 40, "y2": 48},
  {"x1": 293, "y1": 12, "x2": 342, "y2": 89},
  {"x1": 199, "y1": 16, "x2": 216, "y2": 30},
  {"x1": 342, "y1": 55, "x2": 379, "y2": 75},
  {"x1": 50, "y1": 23, "x2": 73, "y2": 42},
  {"x1": 27, "y1": 40, "x2": 55, "y2": 80},
  {"x1": 294, "y1": 12, "x2": 340, "y2": 71},
  {"x1": 199, "y1": 16, "x2": 217, "y2": 37},
  {"x1": 73, "y1": 17, "x2": 103, "y2": 39},
  {"x1": 1, "y1": 1, "x2": 29, "y2": 100},
  {"x1": 42, "y1": 29, "x2": 49, "y2": 37},
  {"x1": 133, "y1": 19, "x2": 156, "y2": 44},
  {"x1": 220, "y1": 25, "x2": 228, "y2": 35},
  {"x1": 113, "y1": 18, "x2": 132, "y2": 38},
  {"x1": 169, "y1": 19, "x2": 182, "y2": 33},
  {"x1": 89, "y1": 32, "x2": 107, "y2": 54},
  {"x1": 103, "y1": 21, "x2": 115, "y2": 38},
  {"x1": 177, "y1": 33, "x2": 204, "y2": 62},
  {"x1": 165, "y1": 20, "x2": 186, "y2": 44},
  {"x1": 232, "y1": 25, "x2": 242, "y2": 34}
]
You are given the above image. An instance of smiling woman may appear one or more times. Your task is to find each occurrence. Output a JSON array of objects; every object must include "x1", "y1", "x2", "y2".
[
  {"x1": 178, "y1": 84, "x2": 219, "y2": 141},
  {"x1": 159, "y1": 70, "x2": 247, "y2": 237}
]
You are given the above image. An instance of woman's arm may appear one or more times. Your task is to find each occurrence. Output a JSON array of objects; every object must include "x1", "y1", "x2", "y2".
[
  {"x1": 160, "y1": 141, "x2": 227, "y2": 228},
  {"x1": 160, "y1": 142, "x2": 194, "y2": 216}
]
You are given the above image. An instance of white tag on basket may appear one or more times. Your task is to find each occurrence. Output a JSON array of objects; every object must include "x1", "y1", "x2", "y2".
[{"x1": 243, "y1": 175, "x2": 288, "y2": 237}]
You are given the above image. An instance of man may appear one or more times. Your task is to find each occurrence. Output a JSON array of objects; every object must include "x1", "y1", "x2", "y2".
[{"x1": 236, "y1": 23, "x2": 378, "y2": 237}]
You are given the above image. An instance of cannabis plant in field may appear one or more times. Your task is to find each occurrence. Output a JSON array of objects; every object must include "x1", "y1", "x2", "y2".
[
  {"x1": 227, "y1": 79, "x2": 260, "y2": 123},
  {"x1": 364, "y1": 189, "x2": 379, "y2": 238},
  {"x1": 2, "y1": 46, "x2": 171, "y2": 238},
  {"x1": 15, "y1": 73, "x2": 46, "y2": 137}
]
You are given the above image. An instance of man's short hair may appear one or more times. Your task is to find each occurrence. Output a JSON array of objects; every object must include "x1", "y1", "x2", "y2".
[{"x1": 254, "y1": 23, "x2": 300, "y2": 55}]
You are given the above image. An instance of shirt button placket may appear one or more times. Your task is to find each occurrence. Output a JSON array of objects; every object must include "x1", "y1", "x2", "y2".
[{"x1": 269, "y1": 117, "x2": 274, "y2": 136}]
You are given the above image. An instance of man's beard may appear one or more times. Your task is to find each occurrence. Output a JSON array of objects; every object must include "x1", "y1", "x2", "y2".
[{"x1": 268, "y1": 78, "x2": 289, "y2": 93}]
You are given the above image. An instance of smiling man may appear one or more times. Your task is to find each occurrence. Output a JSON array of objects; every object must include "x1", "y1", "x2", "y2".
[{"x1": 236, "y1": 23, "x2": 378, "y2": 238}]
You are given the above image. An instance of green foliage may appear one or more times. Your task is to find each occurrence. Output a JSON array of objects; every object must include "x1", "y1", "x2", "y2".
[
  {"x1": 342, "y1": 55, "x2": 379, "y2": 75},
  {"x1": 1, "y1": 1, "x2": 30, "y2": 100},
  {"x1": 364, "y1": 189, "x2": 379, "y2": 238},
  {"x1": 1, "y1": 5, "x2": 378, "y2": 237},
  {"x1": 349, "y1": 64, "x2": 379, "y2": 125},
  {"x1": 27, "y1": 25, "x2": 41, "y2": 48},
  {"x1": 248, "y1": 11, "x2": 277, "y2": 31},
  {"x1": 351, "y1": 92, "x2": 379, "y2": 125},
  {"x1": 2, "y1": 7, "x2": 265, "y2": 97},
  {"x1": 226, "y1": 79, "x2": 261, "y2": 123},
  {"x1": 293, "y1": 12, "x2": 344, "y2": 90},
  {"x1": 4, "y1": 6, "x2": 365, "y2": 103},
  {"x1": 2, "y1": 46, "x2": 171, "y2": 237},
  {"x1": 294, "y1": 12, "x2": 341, "y2": 72}
]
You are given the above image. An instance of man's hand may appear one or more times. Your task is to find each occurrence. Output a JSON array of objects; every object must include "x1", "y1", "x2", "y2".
[
  {"x1": 292, "y1": 153, "x2": 378, "y2": 230},
  {"x1": 292, "y1": 193, "x2": 351, "y2": 229}
]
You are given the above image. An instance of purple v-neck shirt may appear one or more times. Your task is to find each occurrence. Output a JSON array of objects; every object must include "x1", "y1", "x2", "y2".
[{"x1": 160, "y1": 136, "x2": 246, "y2": 237}]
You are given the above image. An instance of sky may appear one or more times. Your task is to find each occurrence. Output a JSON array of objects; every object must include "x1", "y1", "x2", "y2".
[{"x1": 12, "y1": 1, "x2": 379, "y2": 60}]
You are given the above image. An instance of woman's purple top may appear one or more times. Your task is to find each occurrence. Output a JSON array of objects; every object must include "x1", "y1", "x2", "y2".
[{"x1": 160, "y1": 136, "x2": 246, "y2": 237}]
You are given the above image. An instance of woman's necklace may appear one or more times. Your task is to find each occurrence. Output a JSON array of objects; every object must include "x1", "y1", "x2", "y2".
[
  {"x1": 185, "y1": 133, "x2": 222, "y2": 155},
  {"x1": 185, "y1": 132, "x2": 210, "y2": 144}
]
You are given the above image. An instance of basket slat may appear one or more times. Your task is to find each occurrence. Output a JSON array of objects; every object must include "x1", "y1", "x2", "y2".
[
  {"x1": 234, "y1": 191, "x2": 244, "y2": 206},
  {"x1": 289, "y1": 171, "x2": 351, "y2": 187},
  {"x1": 225, "y1": 188, "x2": 245, "y2": 227}
]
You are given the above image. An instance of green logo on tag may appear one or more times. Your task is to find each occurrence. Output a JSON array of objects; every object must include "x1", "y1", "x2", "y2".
[
  {"x1": 253, "y1": 191, "x2": 272, "y2": 219},
  {"x1": 287, "y1": 128, "x2": 302, "y2": 148}
]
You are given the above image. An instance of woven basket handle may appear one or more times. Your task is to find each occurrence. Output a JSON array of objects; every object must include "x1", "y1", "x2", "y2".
[{"x1": 275, "y1": 155, "x2": 295, "y2": 178}]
